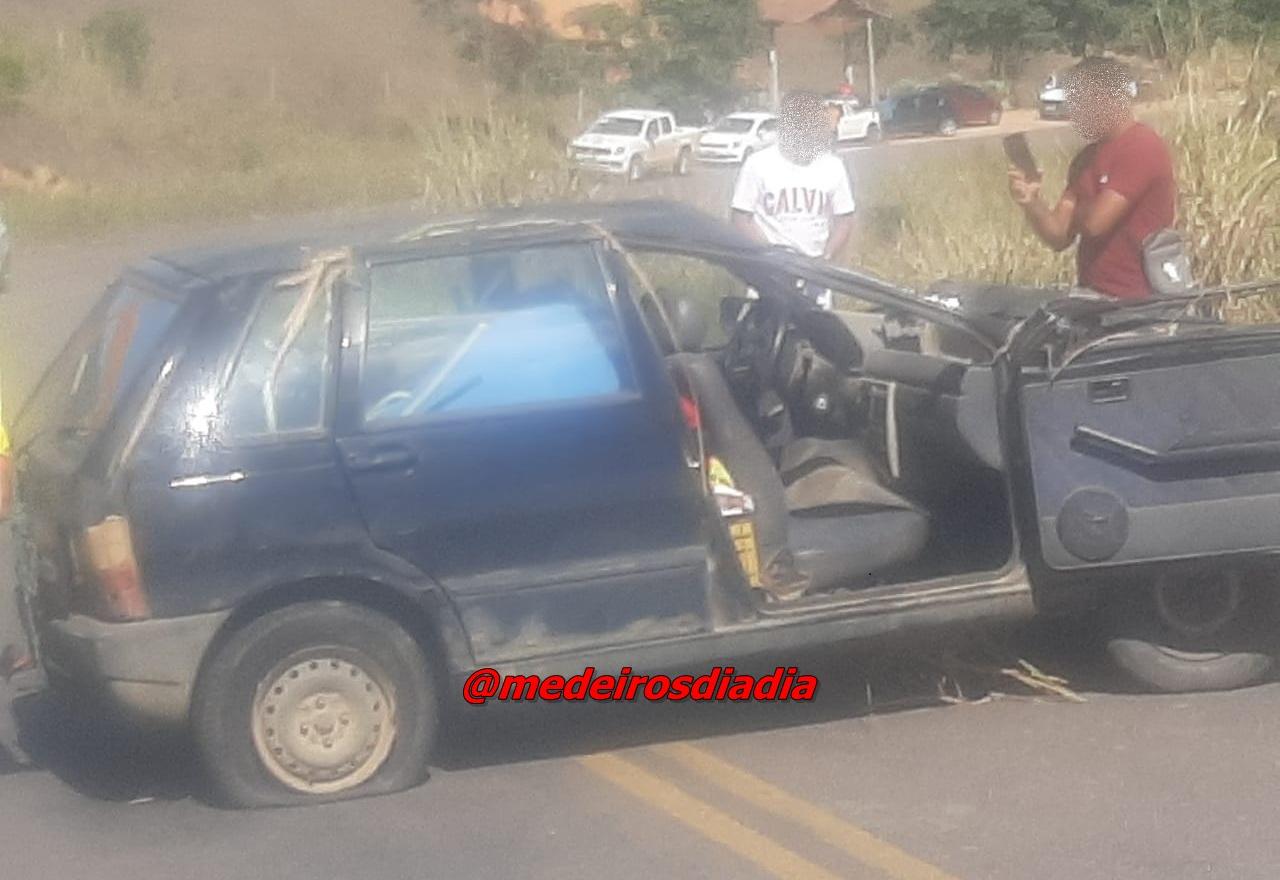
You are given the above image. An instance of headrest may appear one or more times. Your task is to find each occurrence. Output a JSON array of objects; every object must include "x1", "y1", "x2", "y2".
[{"x1": 660, "y1": 292, "x2": 709, "y2": 353}]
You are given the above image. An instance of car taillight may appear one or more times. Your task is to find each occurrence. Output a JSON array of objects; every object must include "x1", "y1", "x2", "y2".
[
  {"x1": 80, "y1": 515, "x2": 150, "y2": 621},
  {"x1": 0, "y1": 453, "x2": 11, "y2": 521}
]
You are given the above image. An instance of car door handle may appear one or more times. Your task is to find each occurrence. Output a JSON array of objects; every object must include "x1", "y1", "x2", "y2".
[{"x1": 345, "y1": 446, "x2": 418, "y2": 473}]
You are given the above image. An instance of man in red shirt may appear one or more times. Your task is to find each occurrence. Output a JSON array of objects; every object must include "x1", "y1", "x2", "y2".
[{"x1": 1009, "y1": 57, "x2": 1177, "y2": 299}]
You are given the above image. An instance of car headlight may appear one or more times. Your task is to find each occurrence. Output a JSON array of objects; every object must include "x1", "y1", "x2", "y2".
[{"x1": 613, "y1": 146, "x2": 625, "y2": 155}]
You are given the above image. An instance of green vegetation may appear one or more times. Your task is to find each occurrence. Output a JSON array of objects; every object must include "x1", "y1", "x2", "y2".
[{"x1": 82, "y1": 8, "x2": 152, "y2": 91}]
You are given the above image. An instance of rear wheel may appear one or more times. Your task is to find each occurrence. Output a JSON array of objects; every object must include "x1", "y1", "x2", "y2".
[
  {"x1": 193, "y1": 601, "x2": 435, "y2": 807},
  {"x1": 1106, "y1": 569, "x2": 1276, "y2": 693},
  {"x1": 938, "y1": 117, "x2": 958, "y2": 137},
  {"x1": 674, "y1": 147, "x2": 692, "y2": 177}
]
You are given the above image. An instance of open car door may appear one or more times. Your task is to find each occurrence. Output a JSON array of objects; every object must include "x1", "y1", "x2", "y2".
[{"x1": 1014, "y1": 308, "x2": 1280, "y2": 571}]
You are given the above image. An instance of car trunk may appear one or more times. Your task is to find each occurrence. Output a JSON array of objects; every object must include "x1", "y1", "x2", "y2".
[
  {"x1": 1017, "y1": 322, "x2": 1280, "y2": 570},
  {"x1": 13, "y1": 278, "x2": 186, "y2": 622}
]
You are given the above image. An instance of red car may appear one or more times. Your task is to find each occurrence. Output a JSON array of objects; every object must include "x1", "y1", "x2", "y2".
[{"x1": 942, "y1": 84, "x2": 1003, "y2": 127}]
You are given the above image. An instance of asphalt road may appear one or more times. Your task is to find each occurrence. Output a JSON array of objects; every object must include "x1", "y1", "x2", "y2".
[
  {"x1": 2, "y1": 635, "x2": 1280, "y2": 880},
  {"x1": 11, "y1": 118, "x2": 1277, "y2": 880}
]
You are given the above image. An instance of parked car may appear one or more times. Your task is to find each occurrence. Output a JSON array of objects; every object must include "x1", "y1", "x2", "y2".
[
  {"x1": 1040, "y1": 73, "x2": 1139, "y2": 120},
  {"x1": 825, "y1": 98, "x2": 882, "y2": 144},
  {"x1": 569, "y1": 109, "x2": 702, "y2": 181},
  {"x1": 885, "y1": 84, "x2": 1002, "y2": 137},
  {"x1": 695, "y1": 112, "x2": 778, "y2": 165},
  {"x1": 14, "y1": 201, "x2": 1280, "y2": 807}
]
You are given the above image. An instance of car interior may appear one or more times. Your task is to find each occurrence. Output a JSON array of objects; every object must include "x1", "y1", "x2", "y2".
[{"x1": 631, "y1": 252, "x2": 1015, "y2": 606}]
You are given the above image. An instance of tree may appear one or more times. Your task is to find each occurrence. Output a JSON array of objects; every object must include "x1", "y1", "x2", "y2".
[
  {"x1": 627, "y1": 0, "x2": 765, "y2": 114},
  {"x1": 919, "y1": 0, "x2": 1057, "y2": 77},
  {"x1": 82, "y1": 8, "x2": 152, "y2": 91}
]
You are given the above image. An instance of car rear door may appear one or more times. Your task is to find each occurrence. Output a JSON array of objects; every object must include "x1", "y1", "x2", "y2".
[
  {"x1": 1017, "y1": 327, "x2": 1280, "y2": 570},
  {"x1": 334, "y1": 236, "x2": 710, "y2": 663}
]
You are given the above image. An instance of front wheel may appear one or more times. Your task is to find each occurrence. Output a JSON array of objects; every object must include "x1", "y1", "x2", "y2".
[
  {"x1": 1106, "y1": 569, "x2": 1276, "y2": 693},
  {"x1": 938, "y1": 117, "x2": 958, "y2": 137},
  {"x1": 193, "y1": 601, "x2": 436, "y2": 807},
  {"x1": 626, "y1": 156, "x2": 645, "y2": 183},
  {"x1": 674, "y1": 148, "x2": 692, "y2": 177}
]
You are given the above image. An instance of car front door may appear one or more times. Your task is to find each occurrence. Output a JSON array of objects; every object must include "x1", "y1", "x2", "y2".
[{"x1": 335, "y1": 237, "x2": 710, "y2": 663}]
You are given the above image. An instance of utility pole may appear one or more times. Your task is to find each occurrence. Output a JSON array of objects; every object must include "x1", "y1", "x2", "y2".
[
  {"x1": 767, "y1": 26, "x2": 781, "y2": 110},
  {"x1": 866, "y1": 17, "x2": 878, "y2": 103}
]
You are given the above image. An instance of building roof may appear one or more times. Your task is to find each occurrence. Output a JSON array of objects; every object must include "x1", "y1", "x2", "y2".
[{"x1": 757, "y1": 0, "x2": 888, "y2": 24}]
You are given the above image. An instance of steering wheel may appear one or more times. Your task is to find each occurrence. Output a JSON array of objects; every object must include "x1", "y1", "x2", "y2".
[{"x1": 721, "y1": 298, "x2": 790, "y2": 390}]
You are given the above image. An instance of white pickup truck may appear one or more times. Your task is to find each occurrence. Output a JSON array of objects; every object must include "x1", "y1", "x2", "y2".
[{"x1": 570, "y1": 110, "x2": 703, "y2": 182}]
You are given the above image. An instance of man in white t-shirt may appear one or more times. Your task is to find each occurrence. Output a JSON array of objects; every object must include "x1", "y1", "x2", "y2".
[{"x1": 731, "y1": 92, "x2": 856, "y2": 262}]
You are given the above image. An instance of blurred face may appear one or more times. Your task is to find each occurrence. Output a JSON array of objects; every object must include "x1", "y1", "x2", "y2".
[
  {"x1": 778, "y1": 94, "x2": 831, "y2": 165},
  {"x1": 1067, "y1": 71, "x2": 1133, "y2": 142}
]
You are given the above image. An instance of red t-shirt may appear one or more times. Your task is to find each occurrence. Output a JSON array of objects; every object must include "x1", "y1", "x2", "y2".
[{"x1": 1068, "y1": 122, "x2": 1176, "y2": 299}]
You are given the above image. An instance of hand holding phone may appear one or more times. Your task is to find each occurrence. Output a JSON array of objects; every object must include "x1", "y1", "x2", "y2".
[{"x1": 1003, "y1": 133, "x2": 1042, "y2": 183}]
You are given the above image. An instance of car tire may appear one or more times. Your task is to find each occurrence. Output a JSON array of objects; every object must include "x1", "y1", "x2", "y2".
[
  {"x1": 1105, "y1": 569, "x2": 1276, "y2": 693},
  {"x1": 627, "y1": 156, "x2": 645, "y2": 183},
  {"x1": 988, "y1": 108, "x2": 1002, "y2": 126},
  {"x1": 938, "y1": 118, "x2": 958, "y2": 137},
  {"x1": 674, "y1": 148, "x2": 692, "y2": 177},
  {"x1": 865, "y1": 124, "x2": 882, "y2": 144},
  {"x1": 192, "y1": 601, "x2": 436, "y2": 808}
]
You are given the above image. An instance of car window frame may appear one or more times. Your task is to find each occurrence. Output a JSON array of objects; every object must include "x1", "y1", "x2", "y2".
[
  {"x1": 213, "y1": 271, "x2": 342, "y2": 448},
  {"x1": 341, "y1": 238, "x2": 645, "y2": 437}
]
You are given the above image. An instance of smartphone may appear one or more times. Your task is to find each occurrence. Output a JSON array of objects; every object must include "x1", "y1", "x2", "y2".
[{"x1": 1003, "y1": 133, "x2": 1042, "y2": 182}]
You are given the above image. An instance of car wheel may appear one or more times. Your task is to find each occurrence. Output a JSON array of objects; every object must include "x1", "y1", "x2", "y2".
[
  {"x1": 938, "y1": 118, "x2": 958, "y2": 137},
  {"x1": 988, "y1": 108, "x2": 1002, "y2": 126},
  {"x1": 193, "y1": 601, "x2": 436, "y2": 808},
  {"x1": 1106, "y1": 569, "x2": 1276, "y2": 693},
  {"x1": 865, "y1": 124, "x2": 882, "y2": 144},
  {"x1": 627, "y1": 156, "x2": 645, "y2": 183},
  {"x1": 674, "y1": 148, "x2": 692, "y2": 177}
]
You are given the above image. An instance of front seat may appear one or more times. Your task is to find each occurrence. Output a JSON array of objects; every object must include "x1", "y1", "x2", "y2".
[{"x1": 662, "y1": 295, "x2": 929, "y2": 594}]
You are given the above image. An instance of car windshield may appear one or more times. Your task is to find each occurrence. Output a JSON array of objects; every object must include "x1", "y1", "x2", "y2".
[
  {"x1": 713, "y1": 117, "x2": 756, "y2": 134},
  {"x1": 591, "y1": 118, "x2": 645, "y2": 136},
  {"x1": 13, "y1": 281, "x2": 183, "y2": 451}
]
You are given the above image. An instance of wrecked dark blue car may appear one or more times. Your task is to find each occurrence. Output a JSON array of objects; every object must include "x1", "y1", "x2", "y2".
[{"x1": 12, "y1": 201, "x2": 1280, "y2": 806}]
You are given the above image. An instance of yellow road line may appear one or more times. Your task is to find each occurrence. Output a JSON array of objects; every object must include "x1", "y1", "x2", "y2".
[
  {"x1": 657, "y1": 742, "x2": 960, "y2": 880},
  {"x1": 578, "y1": 752, "x2": 845, "y2": 880}
]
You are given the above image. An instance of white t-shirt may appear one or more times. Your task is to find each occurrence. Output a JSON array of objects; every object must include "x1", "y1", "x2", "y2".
[{"x1": 731, "y1": 146, "x2": 856, "y2": 258}]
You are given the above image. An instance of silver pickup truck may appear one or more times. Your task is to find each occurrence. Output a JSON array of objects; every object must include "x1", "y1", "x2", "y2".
[{"x1": 569, "y1": 109, "x2": 703, "y2": 182}]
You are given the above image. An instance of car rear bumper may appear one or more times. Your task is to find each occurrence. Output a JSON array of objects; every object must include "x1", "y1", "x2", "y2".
[
  {"x1": 39, "y1": 610, "x2": 230, "y2": 728},
  {"x1": 1040, "y1": 102, "x2": 1068, "y2": 118}
]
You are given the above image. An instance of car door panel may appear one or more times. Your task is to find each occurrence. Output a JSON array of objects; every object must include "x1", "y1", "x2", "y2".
[
  {"x1": 336, "y1": 241, "x2": 710, "y2": 662},
  {"x1": 1021, "y1": 343, "x2": 1280, "y2": 570}
]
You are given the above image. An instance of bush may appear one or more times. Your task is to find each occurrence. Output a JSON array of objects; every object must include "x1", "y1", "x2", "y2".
[
  {"x1": 0, "y1": 51, "x2": 28, "y2": 113},
  {"x1": 82, "y1": 8, "x2": 151, "y2": 91}
]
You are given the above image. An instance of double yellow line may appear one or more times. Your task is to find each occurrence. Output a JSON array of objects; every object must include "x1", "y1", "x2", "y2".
[{"x1": 579, "y1": 743, "x2": 958, "y2": 880}]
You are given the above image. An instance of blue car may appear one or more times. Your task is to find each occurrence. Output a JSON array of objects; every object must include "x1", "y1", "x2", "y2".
[{"x1": 12, "y1": 201, "x2": 1280, "y2": 806}]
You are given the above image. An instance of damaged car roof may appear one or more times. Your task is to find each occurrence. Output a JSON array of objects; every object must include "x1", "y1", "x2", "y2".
[{"x1": 143, "y1": 200, "x2": 760, "y2": 285}]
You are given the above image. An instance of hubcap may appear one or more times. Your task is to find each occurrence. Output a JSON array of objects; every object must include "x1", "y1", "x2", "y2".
[
  {"x1": 1153, "y1": 570, "x2": 1244, "y2": 639},
  {"x1": 251, "y1": 653, "x2": 397, "y2": 794}
]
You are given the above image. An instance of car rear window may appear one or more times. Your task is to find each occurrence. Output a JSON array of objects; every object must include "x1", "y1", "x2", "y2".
[
  {"x1": 13, "y1": 281, "x2": 182, "y2": 451},
  {"x1": 361, "y1": 243, "x2": 633, "y2": 426}
]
